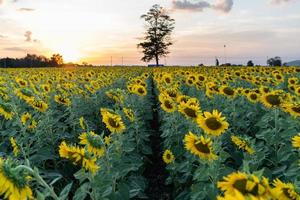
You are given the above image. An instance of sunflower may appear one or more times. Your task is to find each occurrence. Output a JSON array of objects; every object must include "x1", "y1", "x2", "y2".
[
  {"x1": 54, "y1": 95, "x2": 72, "y2": 106},
  {"x1": 160, "y1": 96, "x2": 177, "y2": 113},
  {"x1": 0, "y1": 103, "x2": 14, "y2": 120},
  {"x1": 271, "y1": 179, "x2": 300, "y2": 200},
  {"x1": 184, "y1": 131, "x2": 217, "y2": 161},
  {"x1": 0, "y1": 158, "x2": 33, "y2": 200},
  {"x1": 15, "y1": 77, "x2": 28, "y2": 87},
  {"x1": 284, "y1": 103, "x2": 300, "y2": 118},
  {"x1": 100, "y1": 108, "x2": 126, "y2": 133},
  {"x1": 178, "y1": 102, "x2": 201, "y2": 121},
  {"x1": 41, "y1": 84, "x2": 51, "y2": 93},
  {"x1": 295, "y1": 86, "x2": 300, "y2": 96},
  {"x1": 162, "y1": 149, "x2": 175, "y2": 164},
  {"x1": 59, "y1": 141, "x2": 99, "y2": 174},
  {"x1": 246, "y1": 92, "x2": 260, "y2": 103},
  {"x1": 123, "y1": 108, "x2": 135, "y2": 122},
  {"x1": 79, "y1": 117, "x2": 87, "y2": 130},
  {"x1": 104, "y1": 135, "x2": 112, "y2": 146},
  {"x1": 231, "y1": 135, "x2": 254, "y2": 154},
  {"x1": 220, "y1": 86, "x2": 236, "y2": 98},
  {"x1": 21, "y1": 112, "x2": 32, "y2": 125},
  {"x1": 134, "y1": 85, "x2": 147, "y2": 96},
  {"x1": 176, "y1": 95, "x2": 190, "y2": 104},
  {"x1": 27, "y1": 99, "x2": 48, "y2": 112},
  {"x1": 162, "y1": 74, "x2": 173, "y2": 84},
  {"x1": 79, "y1": 131, "x2": 105, "y2": 157},
  {"x1": 273, "y1": 73, "x2": 284, "y2": 82},
  {"x1": 218, "y1": 172, "x2": 271, "y2": 200},
  {"x1": 10, "y1": 137, "x2": 20, "y2": 156},
  {"x1": 260, "y1": 92, "x2": 282, "y2": 109},
  {"x1": 292, "y1": 133, "x2": 300, "y2": 149},
  {"x1": 197, "y1": 110, "x2": 229, "y2": 137}
]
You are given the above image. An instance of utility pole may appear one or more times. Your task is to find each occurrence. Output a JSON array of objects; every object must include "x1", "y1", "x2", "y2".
[
  {"x1": 110, "y1": 56, "x2": 112, "y2": 67},
  {"x1": 224, "y1": 45, "x2": 227, "y2": 64}
]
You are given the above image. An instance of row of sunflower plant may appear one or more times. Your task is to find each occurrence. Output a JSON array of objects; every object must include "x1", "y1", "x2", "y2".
[
  {"x1": 154, "y1": 67, "x2": 300, "y2": 200},
  {"x1": 0, "y1": 67, "x2": 153, "y2": 199}
]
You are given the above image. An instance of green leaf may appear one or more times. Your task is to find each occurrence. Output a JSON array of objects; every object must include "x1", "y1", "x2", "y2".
[
  {"x1": 73, "y1": 182, "x2": 90, "y2": 200},
  {"x1": 59, "y1": 182, "x2": 73, "y2": 200}
]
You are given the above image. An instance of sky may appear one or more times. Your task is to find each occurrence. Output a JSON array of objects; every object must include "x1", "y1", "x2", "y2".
[{"x1": 0, "y1": 0, "x2": 300, "y2": 66}]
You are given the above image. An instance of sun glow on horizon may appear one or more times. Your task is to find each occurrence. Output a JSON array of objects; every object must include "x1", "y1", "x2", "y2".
[{"x1": 53, "y1": 45, "x2": 82, "y2": 63}]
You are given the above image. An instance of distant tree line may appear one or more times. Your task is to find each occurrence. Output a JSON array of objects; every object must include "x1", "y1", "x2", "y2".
[{"x1": 0, "y1": 54, "x2": 64, "y2": 68}]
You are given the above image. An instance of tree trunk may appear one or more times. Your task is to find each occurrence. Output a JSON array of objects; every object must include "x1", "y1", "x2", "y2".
[{"x1": 155, "y1": 54, "x2": 159, "y2": 67}]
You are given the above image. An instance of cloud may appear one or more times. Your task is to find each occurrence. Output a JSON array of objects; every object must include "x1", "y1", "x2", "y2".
[
  {"x1": 17, "y1": 8, "x2": 35, "y2": 12},
  {"x1": 0, "y1": 0, "x2": 4, "y2": 5},
  {"x1": 172, "y1": 0, "x2": 234, "y2": 13},
  {"x1": 270, "y1": 0, "x2": 292, "y2": 4},
  {"x1": 24, "y1": 31, "x2": 32, "y2": 42},
  {"x1": 212, "y1": 0, "x2": 233, "y2": 13},
  {"x1": 172, "y1": 0, "x2": 210, "y2": 12},
  {"x1": 3, "y1": 47, "x2": 27, "y2": 52}
]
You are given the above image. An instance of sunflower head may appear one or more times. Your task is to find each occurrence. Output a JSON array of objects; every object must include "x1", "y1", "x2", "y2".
[
  {"x1": 247, "y1": 92, "x2": 260, "y2": 103},
  {"x1": 261, "y1": 92, "x2": 282, "y2": 108},
  {"x1": 100, "y1": 108, "x2": 126, "y2": 133},
  {"x1": 218, "y1": 172, "x2": 271, "y2": 199},
  {"x1": 79, "y1": 131, "x2": 105, "y2": 157},
  {"x1": 292, "y1": 133, "x2": 300, "y2": 149},
  {"x1": 178, "y1": 102, "x2": 201, "y2": 120},
  {"x1": 271, "y1": 179, "x2": 300, "y2": 200},
  {"x1": 162, "y1": 149, "x2": 175, "y2": 164},
  {"x1": 184, "y1": 131, "x2": 217, "y2": 161},
  {"x1": 0, "y1": 158, "x2": 33, "y2": 200},
  {"x1": 123, "y1": 108, "x2": 135, "y2": 122},
  {"x1": 197, "y1": 110, "x2": 229, "y2": 137},
  {"x1": 160, "y1": 96, "x2": 177, "y2": 113}
]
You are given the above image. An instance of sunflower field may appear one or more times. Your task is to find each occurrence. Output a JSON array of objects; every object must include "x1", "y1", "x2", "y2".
[{"x1": 0, "y1": 66, "x2": 300, "y2": 200}]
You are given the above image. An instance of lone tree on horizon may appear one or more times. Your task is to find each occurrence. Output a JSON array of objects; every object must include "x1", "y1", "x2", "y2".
[{"x1": 138, "y1": 4, "x2": 175, "y2": 66}]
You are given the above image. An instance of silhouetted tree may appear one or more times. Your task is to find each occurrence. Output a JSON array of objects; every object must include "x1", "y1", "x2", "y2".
[
  {"x1": 247, "y1": 60, "x2": 254, "y2": 66},
  {"x1": 267, "y1": 56, "x2": 282, "y2": 66},
  {"x1": 51, "y1": 54, "x2": 64, "y2": 66},
  {"x1": 0, "y1": 53, "x2": 64, "y2": 68},
  {"x1": 138, "y1": 4, "x2": 175, "y2": 66},
  {"x1": 215, "y1": 58, "x2": 219, "y2": 66}
]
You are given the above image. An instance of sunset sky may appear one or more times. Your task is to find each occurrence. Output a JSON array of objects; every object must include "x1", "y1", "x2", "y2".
[{"x1": 0, "y1": 0, "x2": 300, "y2": 65}]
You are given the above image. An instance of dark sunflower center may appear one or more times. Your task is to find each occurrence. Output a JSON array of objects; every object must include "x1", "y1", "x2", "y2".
[
  {"x1": 290, "y1": 80, "x2": 295, "y2": 84},
  {"x1": 223, "y1": 87, "x2": 234, "y2": 96},
  {"x1": 233, "y1": 179, "x2": 248, "y2": 194},
  {"x1": 205, "y1": 117, "x2": 222, "y2": 130},
  {"x1": 108, "y1": 117, "x2": 119, "y2": 128},
  {"x1": 166, "y1": 153, "x2": 171, "y2": 159},
  {"x1": 137, "y1": 88, "x2": 145, "y2": 94},
  {"x1": 266, "y1": 94, "x2": 281, "y2": 106},
  {"x1": 183, "y1": 107, "x2": 197, "y2": 118},
  {"x1": 276, "y1": 75, "x2": 282, "y2": 79},
  {"x1": 164, "y1": 100, "x2": 173, "y2": 109},
  {"x1": 250, "y1": 94, "x2": 257, "y2": 100},
  {"x1": 283, "y1": 188, "x2": 297, "y2": 200},
  {"x1": 188, "y1": 80, "x2": 193, "y2": 84},
  {"x1": 167, "y1": 91, "x2": 177, "y2": 98},
  {"x1": 199, "y1": 76, "x2": 205, "y2": 81},
  {"x1": 291, "y1": 106, "x2": 300, "y2": 114},
  {"x1": 263, "y1": 88, "x2": 269, "y2": 93},
  {"x1": 194, "y1": 141, "x2": 210, "y2": 154},
  {"x1": 165, "y1": 78, "x2": 171, "y2": 83}
]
